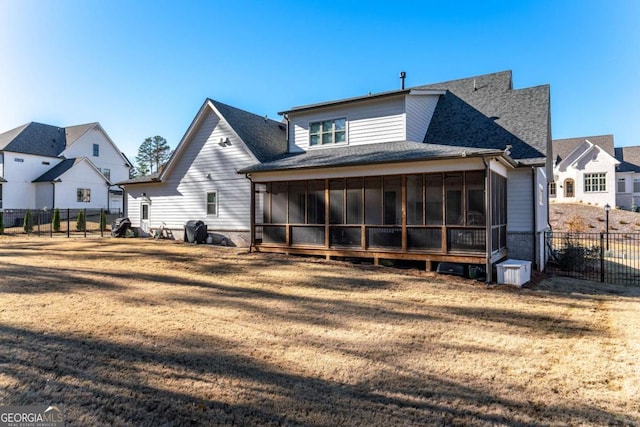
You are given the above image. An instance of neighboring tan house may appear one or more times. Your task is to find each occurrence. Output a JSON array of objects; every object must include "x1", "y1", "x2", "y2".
[
  {"x1": 240, "y1": 70, "x2": 551, "y2": 278},
  {"x1": 117, "y1": 99, "x2": 287, "y2": 245},
  {"x1": 550, "y1": 135, "x2": 619, "y2": 207},
  {"x1": 0, "y1": 122, "x2": 131, "y2": 212},
  {"x1": 614, "y1": 145, "x2": 640, "y2": 210}
]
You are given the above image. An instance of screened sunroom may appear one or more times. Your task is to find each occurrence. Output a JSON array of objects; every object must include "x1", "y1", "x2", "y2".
[{"x1": 247, "y1": 162, "x2": 508, "y2": 270}]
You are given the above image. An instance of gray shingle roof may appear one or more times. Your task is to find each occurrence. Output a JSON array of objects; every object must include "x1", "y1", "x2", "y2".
[
  {"x1": 418, "y1": 70, "x2": 550, "y2": 165},
  {"x1": 209, "y1": 99, "x2": 287, "y2": 162},
  {"x1": 116, "y1": 172, "x2": 161, "y2": 185},
  {"x1": 615, "y1": 146, "x2": 640, "y2": 173},
  {"x1": 0, "y1": 122, "x2": 67, "y2": 157},
  {"x1": 240, "y1": 140, "x2": 509, "y2": 173},
  {"x1": 245, "y1": 70, "x2": 549, "y2": 173},
  {"x1": 32, "y1": 158, "x2": 78, "y2": 182},
  {"x1": 553, "y1": 135, "x2": 615, "y2": 164}
]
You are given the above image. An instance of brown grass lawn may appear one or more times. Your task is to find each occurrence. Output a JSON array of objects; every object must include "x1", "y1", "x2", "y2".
[{"x1": 0, "y1": 238, "x2": 638, "y2": 426}]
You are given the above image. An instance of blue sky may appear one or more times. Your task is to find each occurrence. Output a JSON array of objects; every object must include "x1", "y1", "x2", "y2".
[{"x1": 1, "y1": 0, "x2": 638, "y2": 162}]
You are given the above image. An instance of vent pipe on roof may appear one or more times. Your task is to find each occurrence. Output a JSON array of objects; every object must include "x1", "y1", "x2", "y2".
[{"x1": 400, "y1": 71, "x2": 406, "y2": 90}]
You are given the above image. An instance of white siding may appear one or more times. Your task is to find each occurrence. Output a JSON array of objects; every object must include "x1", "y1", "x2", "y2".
[
  {"x1": 289, "y1": 96, "x2": 405, "y2": 151},
  {"x1": 62, "y1": 127, "x2": 130, "y2": 184},
  {"x1": 123, "y1": 108, "x2": 256, "y2": 234},
  {"x1": 2, "y1": 152, "x2": 62, "y2": 209},
  {"x1": 507, "y1": 168, "x2": 534, "y2": 232},
  {"x1": 405, "y1": 95, "x2": 439, "y2": 142},
  {"x1": 50, "y1": 161, "x2": 109, "y2": 209}
]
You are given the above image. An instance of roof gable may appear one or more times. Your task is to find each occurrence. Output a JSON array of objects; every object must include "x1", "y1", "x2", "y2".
[
  {"x1": 64, "y1": 123, "x2": 98, "y2": 147},
  {"x1": 158, "y1": 99, "x2": 287, "y2": 182},
  {"x1": 208, "y1": 99, "x2": 287, "y2": 162},
  {"x1": 553, "y1": 135, "x2": 615, "y2": 164},
  {"x1": 32, "y1": 157, "x2": 108, "y2": 183}
]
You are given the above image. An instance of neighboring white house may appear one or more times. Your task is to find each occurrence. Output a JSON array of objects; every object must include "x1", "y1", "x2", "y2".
[
  {"x1": 117, "y1": 99, "x2": 287, "y2": 245},
  {"x1": 614, "y1": 145, "x2": 640, "y2": 210},
  {"x1": 551, "y1": 135, "x2": 640, "y2": 211},
  {"x1": 550, "y1": 135, "x2": 619, "y2": 208},
  {"x1": 240, "y1": 70, "x2": 551, "y2": 277},
  {"x1": 0, "y1": 122, "x2": 130, "y2": 211}
]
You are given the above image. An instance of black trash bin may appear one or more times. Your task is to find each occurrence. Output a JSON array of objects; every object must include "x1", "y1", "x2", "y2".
[
  {"x1": 111, "y1": 217, "x2": 131, "y2": 237},
  {"x1": 184, "y1": 220, "x2": 207, "y2": 244}
]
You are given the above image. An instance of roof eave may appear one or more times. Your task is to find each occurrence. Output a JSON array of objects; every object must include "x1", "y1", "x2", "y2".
[
  {"x1": 278, "y1": 89, "x2": 412, "y2": 116},
  {"x1": 240, "y1": 149, "x2": 513, "y2": 175}
]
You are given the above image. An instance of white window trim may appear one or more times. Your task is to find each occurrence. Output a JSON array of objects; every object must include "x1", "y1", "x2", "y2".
[
  {"x1": 206, "y1": 191, "x2": 218, "y2": 216},
  {"x1": 583, "y1": 172, "x2": 607, "y2": 193},
  {"x1": 308, "y1": 117, "x2": 347, "y2": 148}
]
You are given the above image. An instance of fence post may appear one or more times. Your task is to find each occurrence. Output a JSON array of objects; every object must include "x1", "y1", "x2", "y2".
[
  {"x1": 83, "y1": 208, "x2": 87, "y2": 238},
  {"x1": 100, "y1": 208, "x2": 104, "y2": 238},
  {"x1": 600, "y1": 233, "x2": 605, "y2": 283},
  {"x1": 67, "y1": 209, "x2": 70, "y2": 238}
]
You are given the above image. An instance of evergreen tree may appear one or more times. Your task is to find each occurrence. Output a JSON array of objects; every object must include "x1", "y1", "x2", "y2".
[
  {"x1": 53, "y1": 208, "x2": 61, "y2": 232},
  {"x1": 135, "y1": 135, "x2": 170, "y2": 175},
  {"x1": 76, "y1": 210, "x2": 86, "y2": 231},
  {"x1": 23, "y1": 209, "x2": 33, "y2": 233}
]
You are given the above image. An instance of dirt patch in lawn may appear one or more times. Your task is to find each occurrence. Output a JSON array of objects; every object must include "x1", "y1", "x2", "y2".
[{"x1": 0, "y1": 237, "x2": 638, "y2": 426}]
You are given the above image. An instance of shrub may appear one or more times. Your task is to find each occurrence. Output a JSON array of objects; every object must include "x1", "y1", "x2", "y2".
[
  {"x1": 557, "y1": 236, "x2": 600, "y2": 272},
  {"x1": 53, "y1": 208, "x2": 61, "y2": 232},
  {"x1": 76, "y1": 210, "x2": 86, "y2": 231},
  {"x1": 23, "y1": 209, "x2": 33, "y2": 233},
  {"x1": 566, "y1": 215, "x2": 586, "y2": 232}
]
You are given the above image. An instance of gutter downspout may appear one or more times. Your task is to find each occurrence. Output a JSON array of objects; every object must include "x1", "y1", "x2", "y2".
[
  {"x1": 245, "y1": 173, "x2": 255, "y2": 253},
  {"x1": 482, "y1": 156, "x2": 492, "y2": 283},
  {"x1": 532, "y1": 167, "x2": 537, "y2": 270}
]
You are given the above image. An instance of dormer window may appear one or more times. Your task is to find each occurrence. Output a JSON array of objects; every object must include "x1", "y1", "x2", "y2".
[{"x1": 309, "y1": 118, "x2": 346, "y2": 146}]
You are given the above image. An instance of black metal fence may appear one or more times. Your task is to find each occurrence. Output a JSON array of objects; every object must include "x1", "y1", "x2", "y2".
[
  {"x1": 0, "y1": 208, "x2": 122, "y2": 238},
  {"x1": 545, "y1": 231, "x2": 640, "y2": 285}
]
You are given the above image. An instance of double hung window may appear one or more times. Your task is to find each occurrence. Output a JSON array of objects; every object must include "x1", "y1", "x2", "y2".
[{"x1": 309, "y1": 118, "x2": 346, "y2": 146}]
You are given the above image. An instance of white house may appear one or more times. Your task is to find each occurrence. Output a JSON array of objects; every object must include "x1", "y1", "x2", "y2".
[
  {"x1": 240, "y1": 70, "x2": 551, "y2": 278},
  {"x1": 117, "y1": 99, "x2": 287, "y2": 245},
  {"x1": 120, "y1": 70, "x2": 551, "y2": 279},
  {"x1": 551, "y1": 135, "x2": 619, "y2": 207},
  {"x1": 614, "y1": 146, "x2": 640, "y2": 210},
  {"x1": 0, "y1": 122, "x2": 130, "y2": 211},
  {"x1": 551, "y1": 135, "x2": 640, "y2": 211}
]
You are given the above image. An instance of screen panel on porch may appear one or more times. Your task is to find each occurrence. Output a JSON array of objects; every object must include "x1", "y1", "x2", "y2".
[{"x1": 256, "y1": 170, "x2": 489, "y2": 255}]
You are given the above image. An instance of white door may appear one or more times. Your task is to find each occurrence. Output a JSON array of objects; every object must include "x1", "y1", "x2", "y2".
[{"x1": 140, "y1": 202, "x2": 150, "y2": 235}]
